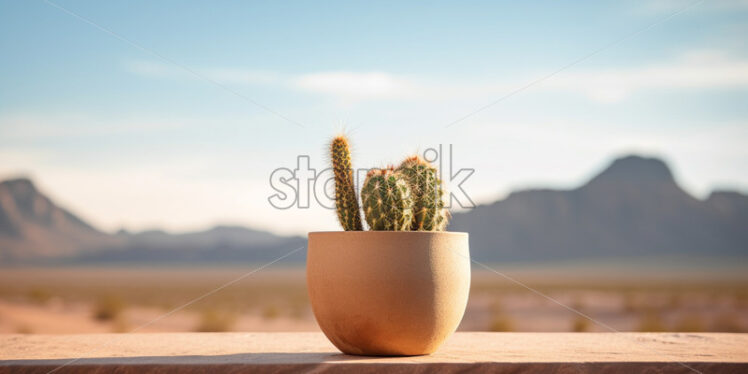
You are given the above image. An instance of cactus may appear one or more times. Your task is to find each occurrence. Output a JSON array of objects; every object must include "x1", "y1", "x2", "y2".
[
  {"x1": 361, "y1": 168, "x2": 414, "y2": 231},
  {"x1": 327, "y1": 134, "x2": 451, "y2": 232},
  {"x1": 330, "y1": 135, "x2": 363, "y2": 231},
  {"x1": 397, "y1": 156, "x2": 449, "y2": 231}
]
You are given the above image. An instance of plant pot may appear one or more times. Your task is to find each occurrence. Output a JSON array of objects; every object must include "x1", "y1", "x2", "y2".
[{"x1": 307, "y1": 231, "x2": 470, "y2": 356}]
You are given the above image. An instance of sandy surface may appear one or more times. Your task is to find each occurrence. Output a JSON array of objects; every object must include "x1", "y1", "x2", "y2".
[
  {"x1": 0, "y1": 300, "x2": 319, "y2": 334},
  {"x1": 1, "y1": 267, "x2": 746, "y2": 335}
]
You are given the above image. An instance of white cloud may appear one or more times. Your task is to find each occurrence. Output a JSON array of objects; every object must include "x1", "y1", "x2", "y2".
[
  {"x1": 125, "y1": 60, "x2": 422, "y2": 101},
  {"x1": 540, "y1": 50, "x2": 748, "y2": 102},
  {"x1": 126, "y1": 49, "x2": 748, "y2": 104}
]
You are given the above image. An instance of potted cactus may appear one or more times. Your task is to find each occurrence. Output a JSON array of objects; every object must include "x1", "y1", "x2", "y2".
[{"x1": 307, "y1": 135, "x2": 470, "y2": 356}]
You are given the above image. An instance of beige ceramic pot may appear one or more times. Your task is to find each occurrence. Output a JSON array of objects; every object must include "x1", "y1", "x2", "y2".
[{"x1": 307, "y1": 231, "x2": 470, "y2": 356}]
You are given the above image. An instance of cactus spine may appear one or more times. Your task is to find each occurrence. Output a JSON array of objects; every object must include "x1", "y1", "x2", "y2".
[
  {"x1": 397, "y1": 156, "x2": 449, "y2": 231},
  {"x1": 361, "y1": 168, "x2": 414, "y2": 231},
  {"x1": 330, "y1": 135, "x2": 363, "y2": 231}
]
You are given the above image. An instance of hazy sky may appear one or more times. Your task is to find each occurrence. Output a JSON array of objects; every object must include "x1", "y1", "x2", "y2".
[{"x1": 1, "y1": 0, "x2": 747, "y2": 235}]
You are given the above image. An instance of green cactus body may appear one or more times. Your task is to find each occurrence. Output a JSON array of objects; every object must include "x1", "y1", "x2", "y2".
[
  {"x1": 397, "y1": 156, "x2": 449, "y2": 231},
  {"x1": 361, "y1": 169, "x2": 414, "y2": 231},
  {"x1": 330, "y1": 136, "x2": 363, "y2": 231},
  {"x1": 434, "y1": 208, "x2": 450, "y2": 231}
]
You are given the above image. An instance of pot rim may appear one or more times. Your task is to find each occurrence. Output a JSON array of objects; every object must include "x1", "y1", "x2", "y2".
[{"x1": 308, "y1": 231, "x2": 467, "y2": 237}]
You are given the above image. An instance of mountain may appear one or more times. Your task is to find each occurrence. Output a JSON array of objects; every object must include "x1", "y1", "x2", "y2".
[
  {"x1": 450, "y1": 155, "x2": 748, "y2": 262},
  {"x1": 76, "y1": 225, "x2": 306, "y2": 264},
  {"x1": 0, "y1": 178, "x2": 120, "y2": 261},
  {"x1": 0, "y1": 178, "x2": 305, "y2": 264}
]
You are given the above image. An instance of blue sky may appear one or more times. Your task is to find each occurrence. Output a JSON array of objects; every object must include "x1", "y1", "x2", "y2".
[{"x1": 1, "y1": 0, "x2": 747, "y2": 235}]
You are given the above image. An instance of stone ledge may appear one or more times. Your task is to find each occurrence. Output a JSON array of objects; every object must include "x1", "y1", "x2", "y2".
[{"x1": 2, "y1": 332, "x2": 747, "y2": 373}]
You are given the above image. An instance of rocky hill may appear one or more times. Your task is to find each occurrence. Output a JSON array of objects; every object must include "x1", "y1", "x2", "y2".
[
  {"x1": 0, "y1": 178, "x2": 120, "y2": 261},
  {"x1": 450, "y1": 156, "x2": 748, "y2": 262}
]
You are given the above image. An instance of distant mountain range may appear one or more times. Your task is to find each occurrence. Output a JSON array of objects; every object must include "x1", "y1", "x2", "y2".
[
  {"x1": 0, "y1": 179, "x2": 305, "y2": 264},
  {"x1": 0, "y1": 155, "x2": 746, "y2": 264},
  {"x1": 451, "y1": 155, "x2": 748, "y2": 262}
]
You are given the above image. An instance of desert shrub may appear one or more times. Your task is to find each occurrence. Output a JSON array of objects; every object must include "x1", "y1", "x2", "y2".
[
  {"x1": 572, "y1": 316, "x2": 590, "y2": 332},
  {"x1": 262, "y1": 305, "x2": 280, "y2": 320},
  {"x1": 489, "y1": 313, "x2": 514, "y2": 332},
  {"x1": 27, "y1": 288, "x2": 52, "y2": 305},
  {"x1": 92, "y1": 295, "x2": 126, "y2": 321},
  {"x1": 673, "y1": 314, "x2": 705, "y2": 332},
  {"x1": 195, "y1": 309, "x2": 235, "y2": 332},
  {"x1": 637, "y1": 312, "x2": 667, "y2": 332},
  {"x1": 15, "y1": 324, "x2": 33, "y2": 334},
  {"x1": 712, "y1": 313, "x2": 744, "y2": 332}
]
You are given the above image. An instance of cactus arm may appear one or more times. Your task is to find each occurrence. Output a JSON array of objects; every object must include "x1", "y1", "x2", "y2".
[{"x1": 330, "y1": 136, "x2": 363, "y2": 231}]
